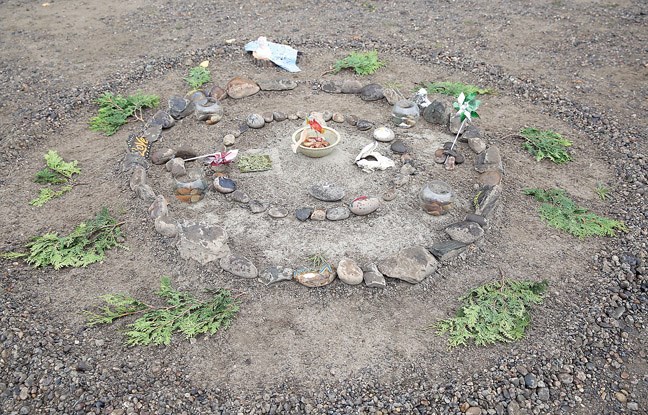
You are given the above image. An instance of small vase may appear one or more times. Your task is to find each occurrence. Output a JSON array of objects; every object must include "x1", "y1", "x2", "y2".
[
  {"x1": 419, "y1": 181, "x2": 455, "y2": 216},
  {"x1": 392, "y1": 100, "x2": 420, "y2": 129}
]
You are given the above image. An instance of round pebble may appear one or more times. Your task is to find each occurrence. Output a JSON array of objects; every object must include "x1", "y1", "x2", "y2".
[
  {"x1": 373, "y1": 126, "x2": 395, "y2": 142},
  {"x1": 349, "y1": 197, "x2": 380, "y2": 215},
  {"x1": 268, "y1": 206, "x2": 289, "y2": 218},
  {"x1": 246, "y1": 113, "x2": 265, "y2": 129}
]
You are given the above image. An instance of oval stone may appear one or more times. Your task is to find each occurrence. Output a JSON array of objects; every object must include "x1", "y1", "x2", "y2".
[
  {"x1": 349, "y1": 197, "x2": 380, "y2": 216},
  {"x1": 246, "y1": 113, "x2": 265, "y2": 129},
  {"x1": 337, "y1": 258, "x2": 363, "y2": 285},
  {"x1": 309, "y1": 183, "x2": 345, "y2": 202},
  {"x1": 214, "y1": 177, "x2": 236, "y2": 194},
  {"x1": 294, "y1": 270, "x2": 336, "y2": 288},
  {"x1": 326, "y1": 206, "x2": 350, "y2": 221}
]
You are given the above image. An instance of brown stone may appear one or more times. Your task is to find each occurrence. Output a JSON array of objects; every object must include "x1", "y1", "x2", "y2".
[
  {"x1": 479, "y1": 170, "x2": 502, "y2": 186},
  {"x1": 226, "y1": 77, "x2": 260, "y2": 99}
]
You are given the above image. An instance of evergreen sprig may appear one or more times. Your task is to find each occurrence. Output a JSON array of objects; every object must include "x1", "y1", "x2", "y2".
[
  {"x1": 184, "y1": 66, "x2": 211, "y2": 89},
  {"x1": 333, "y1": 51, "x2": 384, "y2": 75},
  {"x1": 90, "y1": 92, "x2": 159, "y2": 136},
  {"x1": 16, "y1": 208, "x2": 123, "y2": 269},
  {"x1": 423, "y1": 81, "x2": 493, "y2": 97},
  {"x1": 30, "y1": 186, "x2": 72, "y2": 207},
  {"x1": 35, "y1": 150, "x2": 80, "y2": 184},
  {"x1": 520, "y1": 127, "x2": 572, "y2": 164},
  {"x1": 524, "y1": 188, "x2": 627, "y2": 238},
  {"x1": 435, "y1": 279, "x2": 547, "y2": 347},
  {"x1": 86, "y1": 277, "x2": 239, "y2": 346}
]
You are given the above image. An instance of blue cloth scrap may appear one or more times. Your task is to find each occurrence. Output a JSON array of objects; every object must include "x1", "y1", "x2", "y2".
[{"x1": 244, "y1": 39, "x2": 301, "y2": 73}]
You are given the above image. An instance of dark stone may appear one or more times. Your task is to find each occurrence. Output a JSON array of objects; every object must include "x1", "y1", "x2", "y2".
[
  {"x1": 427, "y1": 240, "x2": 468, "y2": 262},
  {"x1": 249, "y1": 200, "x2": 267, "y2": 213},
  {"x1": 259, "y1": 266, "x2": 294, "y2": 285},
  {"x1": 147, "y1": 110, "x2": 175, "y2": 129},
  {"x1": 474, "y1": 185, "x2": 502, "y2": 217},
  {"x1": 465, "y1": 213, "x2": 488, "y2": 228},
  {"x1": 462, "y1": 124, "x2": 481, "y2": 139},
  {"x1": 524, "y1": 373, "x2": 538, "y2": 389},
  {"x1": 390, "y1": 139, "x2": 408, "y2": 154},
  {"x1": 443, "y1": 149, "x2": 465, "y2": 164},
  {"x1": 475, "y1": 146, "x2": 503, "y2": 173},
  {"x1": 321, "y1": 80, "x2": 344, "y2": 93},
  {"x1": 141, "y1": 125, "x2": 162, "y2": 143},
  {"x1": 345, "y1": 114, "x2": 358, "y2": 126},
  {"x1": 356, "y1": 119, "x2": 374, "y2": 131},
  {"x1": 445, "y1": 221, "x2": 484, "y2": 244},
  {"x1": 295, "y1": 207, "x2": 314, "y2": 221},
  {"x1": 422, "y1": 100, "x2": 449, "y2": 125},
  {"x1": 360, "y1": 83, "x2": 384, "y2": 101},
  {"x1": 123, "y1": 153, "x2": 148, "y2": 171},
  {"x1": 168, "y1": 96, "x2": 194, "y2": 119},
  {"x1": 273, "y1": 111, "x2": 287, "y2": 121},
  {"x1": 175, "y1": 146, "x2": 198, "y2": 159},
  {"x1": 257, "y1": 78, "x2": 297, "y2": 91}
]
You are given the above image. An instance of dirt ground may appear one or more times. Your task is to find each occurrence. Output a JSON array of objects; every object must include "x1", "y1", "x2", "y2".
[{"x1": 0, "y1": 0, "x2": 646, "y2": 414}]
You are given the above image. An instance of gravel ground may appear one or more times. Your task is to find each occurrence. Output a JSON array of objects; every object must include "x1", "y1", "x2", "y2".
[{"x1": 1, "y1": 1, "x2": 646, "y2": 414}]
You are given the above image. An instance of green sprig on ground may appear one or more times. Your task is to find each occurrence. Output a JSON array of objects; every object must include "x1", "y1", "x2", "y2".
[
  {"x1": 35, "y1": 150, "x2": 80, "y2": 184},
  {"x1": 520, "y1": 127, "x2": 572, "y2": 164},
  {"x1": 435, "y1": 279, "x2": 548, "y2": 347},
  {"x1": 333, "y1": 51, "x2": 384, "y2": 75},
  {"x1": 184, "y1": 66, "x2": 211, "y2": 89},
  {"x1": 524, "y1": 188, "x2": 626, "y2": 238},
  {"x1": 90, "y1": 92, "x2": 159, "y2": 136},
  {"x1": 423, "y1": 81, "x2": 493, "y2": 96},
  {"x1": 85, "y1": 277, "x2": 239, "y2": 346},
  {"x1": 10, "y1": 208, "x2": 124, "y2": 269},
  {"x1": 30, "y1": 186, "x2": 72, "y2": 207}
]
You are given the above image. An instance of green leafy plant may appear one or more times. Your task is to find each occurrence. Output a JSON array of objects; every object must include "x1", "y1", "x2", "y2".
[
  {"x1": 423, "y1": 81, "x2": 493, "y2": 97},
  {"x1": 184, "y1": 65, "x2": 211, "y2": 89},
  {"x1": 35, "y1": 150, "x2": 80, "y2": 184},
  {"x1": 90, "y1": 92, "x2": 159, "y2": 136},
  {"x1": 524, "y1": 188, "x2": 627, "y2": 238},
  {"x1": 30, "y1": 186, "x2": 72, "y2": 207},
  {"x1": 333, "y1": 51, "x2": 384, "y2": 75},
  {"x1": 434, "y1": 279, "x2": 547, "y2": 347},
  {"x1": 7, "y1": 208, "x2": 124, "y2": 269},
  {"x1": 595, "y1": 182, "x2": 610, "y2": 201},
  {"x1": 85, "y1": 277, "x2": 239, "y2": 346},
  {"x1": 307, "y1": 252, "x2": 329, "y2": 268},
  {"x1": 520, "y1": 127, "x2": 572, "y2": 164}
]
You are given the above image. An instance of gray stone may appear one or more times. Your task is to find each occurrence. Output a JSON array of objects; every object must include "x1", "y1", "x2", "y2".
[
  {"x1": 422, "y1": 100, "x2": 449, "y2": 125},
  {"x1": 141, "y1": 125, "x2": 162, "y2": 143},
  {"x1": 309, "y1": 183, "x2": 345, "y2": 202},
  {"x1": 246, "y1": 113, "x2": 265, "y2": 129},
  {"x1": 165, "y1": 157, "x2": 186, "y2": 178},
  {"x1": 268, "y1": 206, "x2": 289, "y2": 218},
  {"x1": 273, "y1": 111, "x2": 287, "y2": 121},
  {"x1": 341, "y1": 79, "x2": 363, "y2": 94},
  {"x1": 257, "y1": 78, "x2": 297, "y2": 91},
  {"x1": 382, "y1": 87, "x2": 401, "y2": 105},
  {"x1": 337, "y1": 258, "x2": 363, "y2": 285},
  {"x1": 148, "y1": 195, "x2": 168, "y2": 219},
  {"x1": 345, "y1": 114, "x2": 358, "y2": 126},
  {"x1": 168, "y1": 96, "x2": 193, "y2": 119},
  {"x1": 349, "y1": 197, "x2": 380, "y2": 216},
  {"x1": 468, "y1": 136, "x2": 487, "y2": 154},
  {"x1": 363, "y1": 263, "x2": 386, "y2": 288},
  {"x1": 135, "y1": 184, "x2": 156, "y2": 202},
  {"x1": 177, "y1": 222, "x2": 230, "y2": 265},
  {"x1": 296, "y1": 207, "x2": 314, "y2": 221},
  {"x1": 226, "y1": 77, "x2": 260, "y2": 99},
  {"x1": 524, "y1": 373, "x2": 537, "y2": 388},
  {"x1": 462, "y1": 124, "x2": 481, "y2": 139},
  {"x1": 445, "y1": 221, "x2": 484, "y2": 244},
  {"x1": 123, "y1": 153, "x2": 147, "y2": 171},
  {"x1": 322, "y1": 111, "x2": 333, "y2": 122},
  {"x1": 175, "y1": 146, "x2": 198, "y2": 159},
  {"x1": 537, "y1": 387, "x2": 550, "y2": 402},
  {"x1": 332, "y1": 112, "x2": 345, "y2": 123},
  {"x1": 147, "y1": 110, "x2": 175, "y2": 129},
  {"x1": 151, "y1": 148, "x2": 175, "y2": 165},
  {"x1": 427, "y1": 240, "x2": 468, "y2": 262},
  {"x1": 230, "y1": 190, "x2": 250, "y2": 203},
  {"x1": 378, "y1": 245, "x2": 439, "y2": 284},
  {"x1": 627, "y1": 402, "x2": 639, "y2": 411},
  {"x1": 259, "y1": 266, "x2": 294, "y2": 285},
  {"x1": 130, "y1": 166, "x2": 147, "y2": 191},
  {"x1": 400, "y1": 164, "x2": 416, "y2": 175},
  {"x1": 475, "y1": 146, "x2": 503, "y2": 173},
  {"x1": 321, "y1": 80, "x2": 343, "y2": 93},
  {"x1": 194, "y1": 98, "x2": 223, "y2": 121},
  {"x1": 507, "y1": 402, "x2": 521, "y2": 415},
  {"x1": 390, "y1": 139, "x2": 408, "y2": 154},
  {"x1": 326, "y1": 206, "x2": 350, "y2": 221},
  {"x1": 448, "y1": 114, "x2": 465, "y2": 134},
  {"x1": 262, "y1": 112, "x2": 274, "y2": 123},
  {"x1": 474, "y1": 185, "x2": 502, "y2": 217},
  {"x1": 465, "y1": 213, "x2": 488, "y2": 228},
  {"x1": 356, "y1": 119, "x2": 374, "y2": 131},
  {"x1": 360, "y1": 83, "x2": 384, "y2": 101},
  {"x1": 249, "y1": 200, "x2": 267, "y2": 213},
  {"x1": 223, "y1": 134, "x2": 236, "y2": 147},
  {"x1": 220, "y1": 254, "x2": 257, "y2": 279},
  {"x1": 154, "y1": 215, "x2": 178, "y2": 238}
]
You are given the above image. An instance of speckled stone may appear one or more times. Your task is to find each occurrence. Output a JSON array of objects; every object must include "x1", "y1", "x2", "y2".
[
  {"x1": 246, "y1": 113, "x2": 265, "y2": 129},
  {"x1": 268, "y1": 206, "x2": 289, "y2": 218},
  {"x1": 326, "y1": 206, "x2": 350, "y2": 221}
]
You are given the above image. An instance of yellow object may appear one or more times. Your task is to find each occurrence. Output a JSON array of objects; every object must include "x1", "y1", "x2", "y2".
[{"x1": 199, "y1": 61, "x2": 209, "y2": 68}]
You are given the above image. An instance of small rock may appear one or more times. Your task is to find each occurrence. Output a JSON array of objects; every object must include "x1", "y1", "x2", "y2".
[
  {"x1": 373, "y1": 126, "x2": 395, "y2": 142},
  {"x1": 400, "y1": 164, "x2": 416, "y2": 176},
  {"x1": 356, "y1": 119, "x2": 374, "y2": 131},
  {"x1": 474, "y1": 185, "x2": 502, "y2": 217},
  {"x1": 194, "y1": 98, "x2": 223, "y2": 121},
  {"x1": 448, "y1": 114, "x2": 465, "y2": 134},
  {"x1": 382, "y1": 87, "x2": 401, "y2": 105},
  {"x1": 135, "y1": 184, "x2": 156, "y2": 202},
  {"x1": 326, "y1": 206, "x2": 350, "y2": 221},
  {"x1": 382, "y1": 188, "x2": 397, "y2": 201},
  {"x1": 294, "y1": 269, "x2": 336, "y2": 288},
  {"x1": 230, "y1": 190, "x2": 250, "y2": 203},
  {"x1": 129, "y1": 165, "x2": 147, "y2": 191},
  {"x1": 390, "y1": 139, "x2": 408, "y2": 153},
  {"x1": 332, "y1": 112, "x2": 345, "y2": 123},
  {"x1": 288, "y1": 113, "x2": 299, "y2": 120},
  {"x1": 262, "y1": 111, "x2": 274, "y2": 123},
  {"x1": 627, "y1": 402, "x2": 639, "y2": 411},
  {"x1": 268, "y1": 206, "x2": 289, "y2": 218},
  {"x1": 337, "y1": 258, "x2": 363, "y2": 285},
  {"x1": 148, "y1": 195, "x2": 169, "y2": 219},
  {"x1": 151, "y1": 148, "x2": 175, "y2": 165},
  {"x1": 226, "y1": 77, "x2": 260, "y2": 99},
  {"x1": 360, "y1": 83, "x2": 384, "y2": 101},
  {"x1": 479, "y1": 170, "x2": 502, "y2": 186},
  {"x1": 444, "y1": 155, "x2": 456, "y2": 170},
  {"x1": 165, "y1": 157, "x2": 186, "y2": 178},
  {"x1": 321, "y1": 80, "x2": 343, "y2": 93},
  {"x1": 363, "y1": 263, "x2": 386, "y2": 288},
  {"x1": 223, "y1": 134, "x2": 236, "y2": 147},
  {"x1": 341, "y1": 79, "x2": 363, "y2": 94},
  {"x1": 322, "y1": 111, "x2": 333, "y2": 122},
  {"x1": 257, "y1": 78, "x2": 297, "y2": 91},
  {"x1": 175, "y1": 146, "x2": 198, "y2": 159},
  {"x1": 537, "y1": 387, "x2": 550, "y2": 402},
  {"x1": 168, "y1": 96, "x2": 193, "y2": 119},
  {"x1": 615, "y1": 392, "x2": 628, "y2": 403},
  {"x1": 208, "y1": 85, "x2": 227, "y2": 100},
  {"x1": 259, "y1": 266, "x2": 294, "y2": 285},
  {"x1": 311, "y1": 209, "x2": 326, "y2": 221},
  {"x1": 309, "y1": 183, "x2": 345, "y2": 202},
  {"x1": 141, "y1": 125, "x2": 162, "y2": 143},
  {"x1": 220, "y1": 255, "x2": 257, "y2": 279},
  {"x1": 422, "y1": 100, "x2": 449, "y2": 125},
  {"x1": 349, "y1": 197, "x2": 380, "y2": 215},
  {"x1": 273, "y1": 111, "x2": 287, "y2": 121},
  {"x1": 465, "y1": 213, "x2": 488, "y2": 228},
  {"x1": 524, "y1": 373, "x2": 537, "y2": 388},
  {"x1": 345, "y1": 114, "x2": 358, "y2": 126},
  {"x1": 466, "y1": 408, "x2": 482, "y2": 415},
  {"x1": 378, "y1": 246, "x2": 439, "y2": 284},
  {"x1": 443, "y1": 149, "x2": 465, "y2": 164},
  {"x1": 475, "y1": 146, "x2": 503, "y2": 173},
  {"x1": 296, "y1": 207, "x2": 314, "y2": 221},
  {"x1": 154, "y1": 215, "x2": 179, "y2": 238},
  {"x1": 246, "y1": 113, "x2": 265, "y2": 129},
  {"x1": 445, "y1": 221, "x2": 484, "y2": 244},
  {"x1": 249, "y1": 200, "x2": 267, "y2": 213},
  {"x1": 462, "y1": 124, "x2": 481, "y2": 140},
  {"x1": 434, "y1": 148, "x2": 447, "y2": 164},
  {"x1": 468, "y1": 136, "x2": 487, "y2": 154},
  {"x1": 147, "y1": 110, "x2": 175, "y2": 129},
  {"x1": 427, "y1": 240, "x2": 468, "y2": 262},
  {"x1": 214, "y1": 177, "x2": 236, "y2": 194}
]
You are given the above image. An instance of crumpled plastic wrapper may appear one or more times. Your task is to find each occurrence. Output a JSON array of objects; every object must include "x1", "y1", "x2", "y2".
[{"x1": 244, "y1": 36, "x2": 301, "y2": 72}]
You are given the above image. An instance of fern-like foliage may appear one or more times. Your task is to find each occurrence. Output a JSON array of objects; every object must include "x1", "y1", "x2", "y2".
[
  {"x1": 435, "y1": 279, "x2": 547, "y2": 347},
  {"x1": 21, "y1": 208, "x2": 123, "y2": 269},
  {"x1": 35, "y1": 150, "x2": 80, "y2": 184},
  {"x1": 520, "y1": 128, "x2": 572, "y2": 164},
  {"x1": 90, "y1": 92, "x2": 159, "y2": 136},
  {"x1": 423, "y1": 81, "x2": 493, "y2": 97},
  {"x1": 184, "y1": 66, "x2": 211, "y2": 89},
  {"x1": 30, "y1": 186, "x2": 72, "y2": 207},
  {"x1": 86, "y1": 277, "x2": 239, "y2": 346},
  {"x1": 524, "y1": 188, "x2": 627, "y2": 238},
  {"x1": 333, "y1": 51, "x2": 384, "y2": 75}
]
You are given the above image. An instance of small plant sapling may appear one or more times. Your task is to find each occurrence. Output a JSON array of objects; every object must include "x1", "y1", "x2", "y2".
[
  {"x1": 184, "y1": 61, "x2": 211, "y2": 90},
  {"x1": 332, "y1": 51, "x2": 384, "y2": 75}
]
